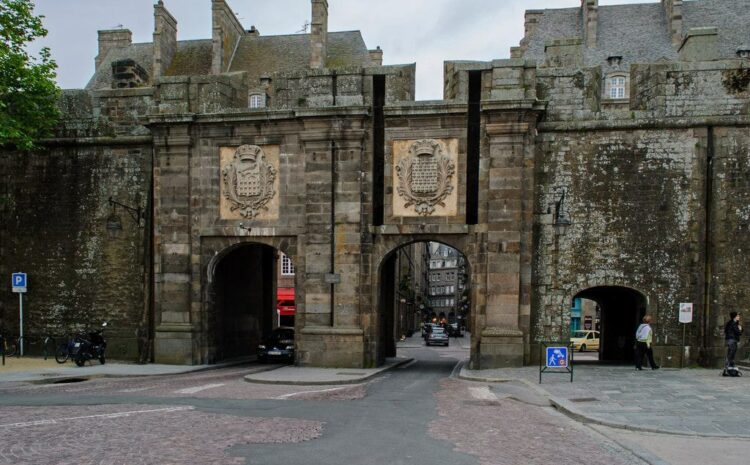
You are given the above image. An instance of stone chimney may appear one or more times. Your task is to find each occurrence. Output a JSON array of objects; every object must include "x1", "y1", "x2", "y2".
[
  {"x1": 679, "y1": 27, "x2": 719, "y2": 61},
  {"x1": 582, "y1": 0, "x2": 598, "y2": 48},
  {"x1": 518, "y1": 10, "x2": 544, "y2": 55},
  {"x1": 212, "y1": 0, "x2": 246, "y2": 74},
  {"x1": 96, "y1": 29, "x2": 132, "y2": 69},
  {"x1": 153, "y1": 1, "x2": 177, "y2": 81},
  {"x1": 310, "y1": 0, "x2": 328, "y2": 69},
  {"x1": 661, "y1": 0, "x2": 683, "y2": 46},
  {"x1": 369, "y1": 46, "x2": 383, "y2": 66}
]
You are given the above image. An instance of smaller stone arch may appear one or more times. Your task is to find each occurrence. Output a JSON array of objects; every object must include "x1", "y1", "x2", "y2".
[
  {"x1": 198, "y1": 236, "x2": 300, "y2": 364},
  {"x1": 564, "y1": 279, "x2": 652, "y2": 363}
]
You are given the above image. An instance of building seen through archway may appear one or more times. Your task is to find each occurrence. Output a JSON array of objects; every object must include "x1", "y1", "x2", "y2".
[{"x1": 378, "y1": 241, "x2": 470, "y2": 364}]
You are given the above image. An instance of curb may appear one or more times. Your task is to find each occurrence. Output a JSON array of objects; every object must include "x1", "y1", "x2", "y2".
[
  {"x1": 458, "y1": 370, "x2": 750, "y2": 439},
  {"x1": 243, "y1": 357, "x2": 414, "y2": 386},
  {"x1": 10, "y1": 357, "x2": 261, "y2": 385}
]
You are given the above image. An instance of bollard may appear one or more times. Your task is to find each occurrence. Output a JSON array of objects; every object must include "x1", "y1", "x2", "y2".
[{"x1": 1, "y1": 335, "x2": 4, "y2": 366}]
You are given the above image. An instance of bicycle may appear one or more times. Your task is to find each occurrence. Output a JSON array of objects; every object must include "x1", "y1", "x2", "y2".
[
  {"x1": 5, "y1": 334, "x2": 56, "y2": 359},
  {"x1": 2, "y1": 335, "x2": 18, "y2": 357}
]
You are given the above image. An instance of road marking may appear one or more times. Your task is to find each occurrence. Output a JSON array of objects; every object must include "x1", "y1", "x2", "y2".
[
  {"x1": 275, "y1": 384, "x2": 362, "y2": 399},
  {"x1": 449, "y1": 359, "x2": 466, "y2": 378},
  {"x1": 398, "y1": 359, "x2": 418, "y2": 369},
  {"x1": 0, "y1": 406, "x2": 194, "y2": 429},
  {"x1": 469, "y1": 386, "x2": 497, "y2": 401},
  {"x1": 118, "y1": 386, "x2": 157, "y2": 393},
  {"x1": 175, "y1": 383, "x2": 225, "y2": 394}
]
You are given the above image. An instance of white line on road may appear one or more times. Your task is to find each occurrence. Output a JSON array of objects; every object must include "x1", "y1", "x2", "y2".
[
  {"x1": 118, "y1": 386, "x2": 158, "y2": 393},
  {"x1": 398, "y1": 359, "x2": 418, "y2": 369},
  {"x1": 0, "y1": 406, "x2": 194, "y2": 429},
  {"x1": 469, "y1": 386, "x2": 497, "y2": 401},
  {"x1": 275, "y1": 384, "x2": 363, "y2": 399},
  {"x1": 175, "y1": 383, "x2": 226, "y2": 394}
]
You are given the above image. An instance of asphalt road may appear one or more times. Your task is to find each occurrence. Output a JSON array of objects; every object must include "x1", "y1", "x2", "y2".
[{"x1": 0, "y1": 342, "x2": 648, "y2": 465}]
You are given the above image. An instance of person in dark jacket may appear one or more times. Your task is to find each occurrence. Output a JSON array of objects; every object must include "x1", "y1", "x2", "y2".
[{"x1": 725, "y1": 312, "x2": 743, "y2": 368}]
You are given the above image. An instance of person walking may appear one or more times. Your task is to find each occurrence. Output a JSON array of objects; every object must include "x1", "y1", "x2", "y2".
[
  {"x1": 635, "y1": 315, "x2": 659, "y2": 370},
  {"x1": 724, "y1": 312, "x2": 743, "y2": 370}
]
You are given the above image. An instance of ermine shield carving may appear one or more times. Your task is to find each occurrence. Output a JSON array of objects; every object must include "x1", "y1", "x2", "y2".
[
  {"x1": 222, "y1": 145, "x2": 277, "y2": 219},
  {"x1": 396, "y1": 139, "x2": 456, "y2": 216}
]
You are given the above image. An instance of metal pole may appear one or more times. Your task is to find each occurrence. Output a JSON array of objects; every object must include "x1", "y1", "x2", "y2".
[
  {"x1": 681, "y1": 323, "x2": 686, "y2": 368},
  {"x1": 19, "y1": 293, "x2": 24, "y2": 357}
]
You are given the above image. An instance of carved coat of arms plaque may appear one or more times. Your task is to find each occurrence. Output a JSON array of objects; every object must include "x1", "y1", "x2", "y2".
[
  {"x1": 395, "y1": 139, "x2": 456, "y2": 216},
  {"x1": 222, "y1": 145, "x2": 277, "y2": 219}
]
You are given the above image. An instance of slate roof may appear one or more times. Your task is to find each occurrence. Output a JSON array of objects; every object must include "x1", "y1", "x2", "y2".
[
  {"x1": 86, "y1": 31, "x2": 371, "y2": 90},
  {"x1": 228, "y1": 31, "x2": 372, "y2": 84},
  {"x1": 522, "y1": 0, "x2": 750, "y2": 70}
]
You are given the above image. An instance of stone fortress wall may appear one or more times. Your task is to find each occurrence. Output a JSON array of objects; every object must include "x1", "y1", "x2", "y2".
[{"x1": 1, "y1": 0, "x2": 748, "y2": 367}]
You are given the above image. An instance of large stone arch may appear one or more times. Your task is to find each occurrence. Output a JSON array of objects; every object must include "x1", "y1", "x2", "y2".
[
  {"x1": 197, "y1": 236, "x2": 300, "y2": 364},
  {"x1": 367, "y1": 233, "x2": 477, "y2": 367}
]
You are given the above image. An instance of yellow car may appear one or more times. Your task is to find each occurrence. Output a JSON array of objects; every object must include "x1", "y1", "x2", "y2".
[{"x1": 571, "y1": 330, "x2": 599, "y2": 352}]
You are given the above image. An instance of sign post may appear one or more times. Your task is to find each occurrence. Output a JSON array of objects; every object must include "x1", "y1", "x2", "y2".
[
  {"x1": 679, "y1": 303, "x2": 693, "y2": 368},
  {"x1": 539, "y1": 342, "x2": 573, "y2": 384},
  {"x1": 11, "y1": 273, "x2": 27, "y2": 356}
]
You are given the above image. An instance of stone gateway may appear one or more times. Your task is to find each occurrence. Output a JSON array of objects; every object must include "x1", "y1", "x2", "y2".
[{"x1": 1, "y1": 0, "x2": 749, "y2": 369}]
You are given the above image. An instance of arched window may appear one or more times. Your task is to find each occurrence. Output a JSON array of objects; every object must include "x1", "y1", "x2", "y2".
[
  {"x1": 249, "y1": 93, "x2": 265, "y2": 109},
  {"x1": 280, "y1": 253, "x2": 294, "y2": 275}
]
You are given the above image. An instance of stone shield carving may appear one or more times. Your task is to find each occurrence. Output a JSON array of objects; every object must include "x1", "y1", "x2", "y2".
[
  {"x1": 395, "y1": 139, "x2": 456, "y2": 216},
  {"x1": 222, "y1": 145, "x2": 277, "y2": 219}
]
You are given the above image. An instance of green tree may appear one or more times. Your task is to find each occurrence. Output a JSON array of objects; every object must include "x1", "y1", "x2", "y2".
[{"x1": 0, "y1": 0, "x2": 59, "y2": 150}]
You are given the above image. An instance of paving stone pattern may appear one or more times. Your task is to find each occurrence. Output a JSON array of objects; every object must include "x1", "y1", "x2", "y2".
[
  {"x1": 0, "y1": 404, "x2": 323, "y2": 465},
  {"x1": 466, "y1": 365, "x2": 750, "y2": 436}
]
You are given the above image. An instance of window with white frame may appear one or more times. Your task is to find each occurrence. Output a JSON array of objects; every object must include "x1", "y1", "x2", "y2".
[
  {"x1": 281, "y1": 253, "x2": 295, "y2": 275},
  {"x1": 249, "y1": 93, "x2": 266, "y2": 109},
  {"x1": 608, "y1": 76, "x2": 626, "y2": 99}
]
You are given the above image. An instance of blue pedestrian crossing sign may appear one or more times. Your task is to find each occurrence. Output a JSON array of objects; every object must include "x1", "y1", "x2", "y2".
[
  {"x1": 546, "y1": 346, "x2": 568, "y2": 368},
  {"x1": 12, "y1": 272, "x2": 27, "y2": 293}
]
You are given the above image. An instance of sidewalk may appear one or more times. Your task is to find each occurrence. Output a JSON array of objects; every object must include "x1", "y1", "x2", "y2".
[
  {"x1": 0, "y1": 355, "x2": 254, "y2": 384},
  {"x1": 460, "y1": 364, "x2": 750, "y2": 438},
  {"x1": 1, "y1": 355, "x2": 412, "y2": 386}
]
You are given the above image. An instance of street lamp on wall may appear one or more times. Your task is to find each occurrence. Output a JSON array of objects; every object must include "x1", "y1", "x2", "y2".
[
  {"x1": 106, "y1": 196, "x2": 144, "y2": 238},
  {"x1": 548, "y1": 188, "x2": 572, "y2": 236}
]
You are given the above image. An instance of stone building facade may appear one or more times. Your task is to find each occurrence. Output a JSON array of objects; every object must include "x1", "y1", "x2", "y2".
[{"x1": 1, "y1": 0, "x2": 749, "y2": 368}]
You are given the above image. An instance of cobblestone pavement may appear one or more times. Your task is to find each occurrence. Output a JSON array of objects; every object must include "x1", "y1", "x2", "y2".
[
  {"x1": 463, "y1": 365, "x2": 750, "y2": 436},
  {"x1": 0, "y1": 404, "x2": 322, "y2": 465},
  {"x1": 429, "y1": 379, "x2": 644, "y2": 465},
  {"x1": 0, "y1": 342, "x2": 690, "y2": 465}
]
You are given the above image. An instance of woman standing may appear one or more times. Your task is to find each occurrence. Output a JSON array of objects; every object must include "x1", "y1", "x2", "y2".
[{"x1": 635, "y1": 315, "x2": 659, "y2": 370}]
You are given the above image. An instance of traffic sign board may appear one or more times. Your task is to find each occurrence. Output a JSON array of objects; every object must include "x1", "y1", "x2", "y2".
[
  {"x1": 12, "y1": 272, "x2": 27, "y2": 293},
  {"x1": 546, "y1": 346, "x2": 568, "y2": 368}
]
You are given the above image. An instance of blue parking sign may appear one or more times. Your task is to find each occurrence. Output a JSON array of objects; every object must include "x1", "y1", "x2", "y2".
[
  {"x1": 546, "y1": 346, "x2": 568, "y2": 368},
  {"x1": 12, "y1": 272, "x2": 27, "y2": 293}
]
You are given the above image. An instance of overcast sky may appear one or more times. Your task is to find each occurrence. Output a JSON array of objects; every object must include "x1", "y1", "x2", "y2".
[{"x1": 31, "y1": 0, "x2": 655, "y2": 100}]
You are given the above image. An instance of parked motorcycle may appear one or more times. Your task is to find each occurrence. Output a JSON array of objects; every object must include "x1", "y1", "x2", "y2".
[{"x1": 70, "y1": 322, "x2": 108, "y2": 367}]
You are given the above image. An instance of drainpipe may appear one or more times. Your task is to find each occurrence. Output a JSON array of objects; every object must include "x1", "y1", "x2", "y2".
[
  {"x1": 701, "y1": 126, "x2": 714, "y2": 359},
  {"x1": 330, "y1": 139, "x2": 337, "y2": 327}
]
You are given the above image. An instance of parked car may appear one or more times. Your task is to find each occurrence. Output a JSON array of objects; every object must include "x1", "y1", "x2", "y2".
[
  {"x1": 257, "y1": 327, "x2": 295, "y2": 363},
  {"x1": 570, "y1": 330, "x2": 599, "y2": 352},
  {"x1": 447, "y1": 323, "x2": 463, "y2": 337},
  {"x1": 426, "y1": 326, "x2": 449, "y2": 346}
]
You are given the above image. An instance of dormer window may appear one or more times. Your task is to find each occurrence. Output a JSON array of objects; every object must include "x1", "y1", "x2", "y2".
[
  {"x1": 249, "y1": 93, "x2": 266, "y2": 109},
  {"x1": 738, "y1": 48, "x2": 750, "y2": 59},
  {"x1": 606, "y1": 75, "x2": 628, "y2": 99},
  {"x1": 607, "y1": 56, "x2": 623, "y2": 67}
]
